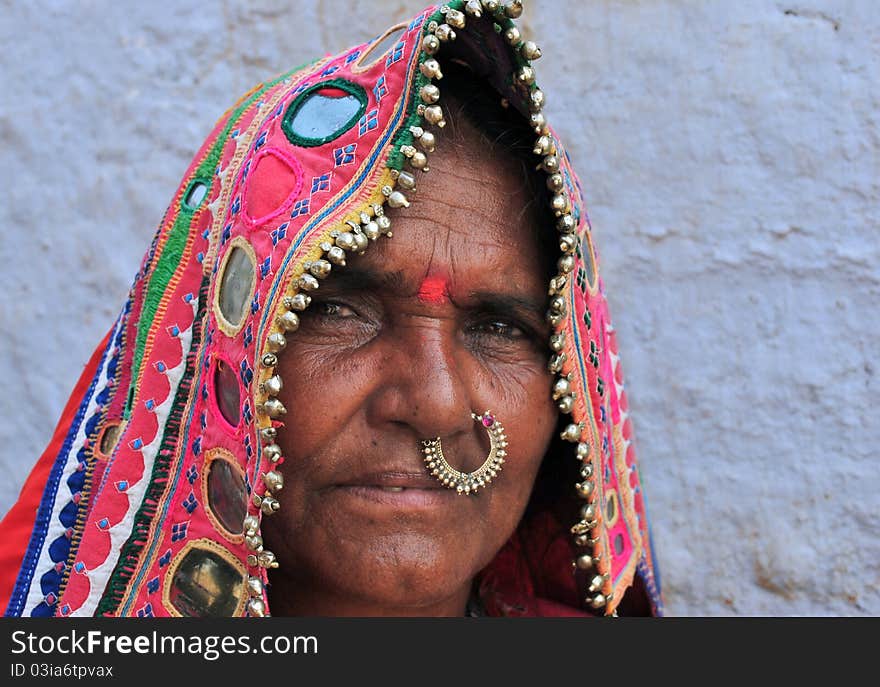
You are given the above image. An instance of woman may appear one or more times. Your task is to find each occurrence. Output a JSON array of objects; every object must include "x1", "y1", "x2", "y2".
[{"x1": 0, "y1": 0, "x2": 662, "y2": 617}]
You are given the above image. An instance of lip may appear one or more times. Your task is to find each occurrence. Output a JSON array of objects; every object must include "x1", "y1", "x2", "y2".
[{"x1": 329, "y1": 470, "x2": 456, "y2": 509}]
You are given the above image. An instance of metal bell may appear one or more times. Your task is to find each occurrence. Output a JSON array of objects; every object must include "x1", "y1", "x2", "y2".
[
  {"x1": 265, "y1": 333, "x2": 287, "y2": 353},
  {"x1": 560, "y1": 423, "x2": 581, "y2": 442},
  {"x1": 261, "y1": 398, "x2": 287, "y2": 418},
  {"x1": 285, "y1": 293, "x2": 311, "y2": 310},
  {"x1": 308, "y1": 259, "x2": 331, "y2": 279},
  {"x1": 262, "y1": 471, "x2": 284, "y2": 492},
  {"x1": 261, "y1": 375, "x2": 283, "y2": 396},
  {"x1": 552, "y1": 377, "x2": 571, "y2": 400},
  {"x1": 277, "y1": 310, "x2": 300, "y2": 332}
]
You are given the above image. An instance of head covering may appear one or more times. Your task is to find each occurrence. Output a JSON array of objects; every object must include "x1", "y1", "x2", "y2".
[{"x1": 0, "y1": 0, "x2": 662, "y2": 617}]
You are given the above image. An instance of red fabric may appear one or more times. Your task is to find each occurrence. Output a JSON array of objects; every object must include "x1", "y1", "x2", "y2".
[{"x1": 0, "y1": 328, "x2": 112, "y2": 611}]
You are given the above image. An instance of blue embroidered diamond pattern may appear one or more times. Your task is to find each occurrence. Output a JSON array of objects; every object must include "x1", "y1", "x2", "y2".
[
  {"x1": 254, "y1": 130, "x2": 268, "y2": 152},
  {"x1": 290, "y1": 198, "x2": 310, "y2": 217},
  {"x1": 333, "y1": 143, "x2": 357, "y2": 166},
  {"x1": 310, "y1": 173, "x2": 331, "y2": 194},
  {"x1": 358, "y1": 109, "x2": 379, "y2": 136},
  {"x1": 171, "y1": 522, "x2": 189, "y2": 543},
  {"x1": 230, "y1": 195, "x2": 241, "y2": 215},
  {"x1": 136, "y1": 603, "x2": 154, "y2": 618},
  {"x1": 576, "y1": 267, "x2": 587, "y2": 293},
  {"x1": 596, "y1": 376, "x2": 605, "y2": 397},
  {"x1": 293, "y1": 80, "x2": 311, "y2": 95},
  {"x1": 270, "y1": 223, "x2": 289, "y2": 246},
  {"x1": 588, "y1": 340, "x2": 600, "y2": 369},
  {"x1": 599, "y1": 405, "x2": 607, "y2": 424},
  {"x1": 182, "y1": 492, "x2": 198, "y2": 514},
  {"x1": 583, "y1": 308, "x2": 592, "y2": 330},
  {"x1": 159, "y1": 550, "x2": 172, "y2": 568},
  {"x1": 186, "y1": 465, "x2": 198, "y2": 484},
  {"x1": 408, "y1": 14, "x2": 426, "y2": 31},
  {"x1": 260, "y1": 256, "x2": 271, "y2": 279},
  {"x1": 241, "y1": 160, "x2": 251, "y2": 182},
  {"x1": 243, "y1": 323, "x2": 253, "y2": 349},
  {"x1": 385, "y1": 40, "x2": 405, "y2": 67},
  {"x1": 221, "y1": 223, "x2": 232, "y2": 245},
  {"x1": 345, "y1": 50, "x2": 360, "y2": 64},
  {"x1": 192, "y1": 436, "x2": 202, "y2": 456},
  {"x1": 251, "y1": 294, "x2": 260, "y2": 315},
  {"x1": 321, "y1": 64, "x2": 339, "y2": 76},
  {"x1": 244, "y1": 434, "x2": 253, "y2": 459},
  {"x1": 243, "y1": 402, "x2": 253, "y2": 426},
  {"x1": 146, "y1": 577, "x2": 160, "y2": 594},
  {"x1": 200, "y1": 410, "x2": 207, "y2": 430},
  {"x1": 239, "y1": 359, "x2": 253, "y2": 387},
  {"x1": 373, "y1": 75, "x2": 388, "y2": 103}
]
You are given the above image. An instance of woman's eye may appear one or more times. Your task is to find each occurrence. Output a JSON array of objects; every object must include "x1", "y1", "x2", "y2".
[
  {"x1": 316, "y1": 301, "x2": 358, "y2": 318},
  {"x1": 472, "y1": 320, "x2": 526, "y2": 340}
]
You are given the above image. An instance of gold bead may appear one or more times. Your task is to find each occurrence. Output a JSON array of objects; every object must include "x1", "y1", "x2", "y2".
[
  {"x1": 416, "y1": 129, "x2": 436, "y2": 152},
  {"x1": 435, "y1": 24, "x2": 456, "y2": 42},
  {"x1": 277, "y1": 310, "x2": 300, "y2": 332},
  {"x1": 560, "y1": 234, "x2": 577, "y2": 253},
  {"x1": 588, "y1": 574, "x2": 607, "y2": 594},
  {"x1": 243, "y1": 514, "x2": 260, "y2": 536},
  {"x1": 265, "y1": 332, "x2": 287, "y2": 353},
  {"x1": 580, "y1": 503, "x2": 597, "y2": 521},
  {"x1": 326, "y1": 245, "x2": 346, "y2": 266},
  {"x1": 423, "y1": 104, "x2": 446, "y2": 127},
  {"x1": 409, "y1": 151, "x2": 429, "y2": 170},
  {"x1": 541, "y1": 154, "x2": 559, "y2": 173},
  {"x1": 419, "y1": 58, "x2": 443, "y2": 80},
  {"x1": 387, "y1": 191, "x2": 410, "y2": 208},
  {"x1": 575, "y1": 480, "x2": 595, "y2": 499},
  {"x1": 534, "y1": 135, "x2": 553, "y2": 156},
  {"x1": 376, "y1": 215, "x2": 392, "y2": 234},
  {"x1": 422, "y1": 34, "x2": 440, "y2": 55},
  {"x1": 560, "y1": 423, "x2": 581, "y2": 442},
  {"x1": 548, "y1": 275, "x2": 567, "y2": 295},
  {"x1": 247, "y1": 598, "x2": 266, "y2": 617},
  {"x1": 284, "y1": 293, "x2": 311, "y2": 311},
  {"x1": 549, "y1": 295, "x2": 566, "y2": 314},
  {"x1": 261, "y1": 398, "x2": 287, "y2": 418},
  {"x1": 577, "y1": 442, "x2": 591, "y2": 460},
  {"x1": 557, "y1": 395, "x2": 574, "y2": 414},
  {"x1": 245, "y1": 534, "x2": 263, "y2": 551},
  {"x1": 504, "y1": 0, "x2": 523, "y2": 18},
  {"x1": 308, "y1": 259, "x2": 331, "y2": 279},
  {"x1": 397, "y1": 171, "x2": 417, "y2": 191},
  {"x1": 549, "y1": 352, "x2": 567, "y2": 373},
  {"x1": 547, "y1": 173, "x2": 564, "y2": 192},
  {"x1": 530, "y1": 112, "x2": 547, "y2": 134},
  {"x1": 557, "y1": 214, "x2": 576, "y2": 232},
  {"x1": 552, "y1": 377, "x2": 571, "y2": 400},
  {"x1": 260, "y1": 375, "x2": 283, "y2": 396},
  {"x1": 551, "y1": 192, "x2": 570, "y2": 216},
  {"x1": 521, "y1": 40, "x2": 542, "y2": 60},
  {"x1": 262, "y1": 444, "x2": 282, "y2": 464},
  {"x1": 256, "y1": 550, "x2": 278, "y2": 569},
  {"x1": 482, "y1": 0, "x2": 500, "y2": 12},
  {"x1": 353, "y1": 232, "x2": 369, "y2": 252},
  {"x1": 260, "y1": 495, "x2": 280, "y2": 515},
  {"x1": 262, "y1": 471, "x2": 284, "y2": 492},
  {"x1": 298, "y1": 274, "x2": 320, "y2": 291},
  {"x1": 361, "y1": 220, "x2": 380, "y2": 240},
  {"x1": 550, "y1": 332, "x2": 566, "y2": 352},
  {"x1": 420, "y1": 84, "x2": 440, "y2": 104},
  {"x1": 261, "y1": 353, "x2": 277, "y2": 368},
  {"x1": 445, "y1": 8, "x2": 466, "y2": 28},
  {"x1": 558, "y1": 254, "x2": 575, "y2": 274},
  {"x1": 504, "y1": 26, "x2": 521, "y2": 45},
  {"x1": 576, "y1": 554, "x2": 598, "y2": 571},
  {"x1": 516, "y1": 65, "x2": 536, "y2": 85},
  {"x1": 247, "y1": 577, "x2": 264, "y2": 597},
  {"x1": 465, "y1": 0, "x2": 483, "y2": 17},
  {"x1": 580, "y1": 464, "x2": 594, "y2": 479}
]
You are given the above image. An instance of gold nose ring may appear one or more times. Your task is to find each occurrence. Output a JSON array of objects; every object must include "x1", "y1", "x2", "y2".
[{"x1": 422, "y1": 411, "x2": 508, "y2": 495}]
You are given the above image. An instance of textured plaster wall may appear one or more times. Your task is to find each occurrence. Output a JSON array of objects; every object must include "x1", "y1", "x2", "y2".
[{"x1": 0, "y1": 0, "x2": 876, "y2": 616}]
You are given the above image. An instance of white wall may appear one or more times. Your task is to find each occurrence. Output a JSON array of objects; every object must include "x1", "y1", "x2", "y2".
[{"x1": 1, "y1": 0, "x2": 876, "y2": 616}]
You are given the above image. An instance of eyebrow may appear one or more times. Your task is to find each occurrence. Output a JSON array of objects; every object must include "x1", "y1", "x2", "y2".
[{"x1": 318, "y1": 266, "x2": 547, "y2": 322}]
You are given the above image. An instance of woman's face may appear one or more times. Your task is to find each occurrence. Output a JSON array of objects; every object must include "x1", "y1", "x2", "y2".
[{"x1": 263, "y1": 114, "x2": 557, "y2": 616}]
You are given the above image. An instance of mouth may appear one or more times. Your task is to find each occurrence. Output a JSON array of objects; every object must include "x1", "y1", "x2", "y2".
[{"x1": 330, "y1": 471, "x2": 457, "y2": 509}]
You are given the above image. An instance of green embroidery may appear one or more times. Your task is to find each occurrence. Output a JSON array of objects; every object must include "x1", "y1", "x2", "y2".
[{"x1": 281, "y1": 78, "x2": 368, "y2": 148}]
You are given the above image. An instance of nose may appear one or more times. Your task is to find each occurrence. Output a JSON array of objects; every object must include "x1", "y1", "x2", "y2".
[{"x1": 365, "y1": 315, "x2": 475, "y2": 442}]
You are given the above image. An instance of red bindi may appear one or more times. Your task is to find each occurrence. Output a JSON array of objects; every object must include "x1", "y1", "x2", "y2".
[{"x1": 417, "y1": 275, "x2": 450, "y2": 304}]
